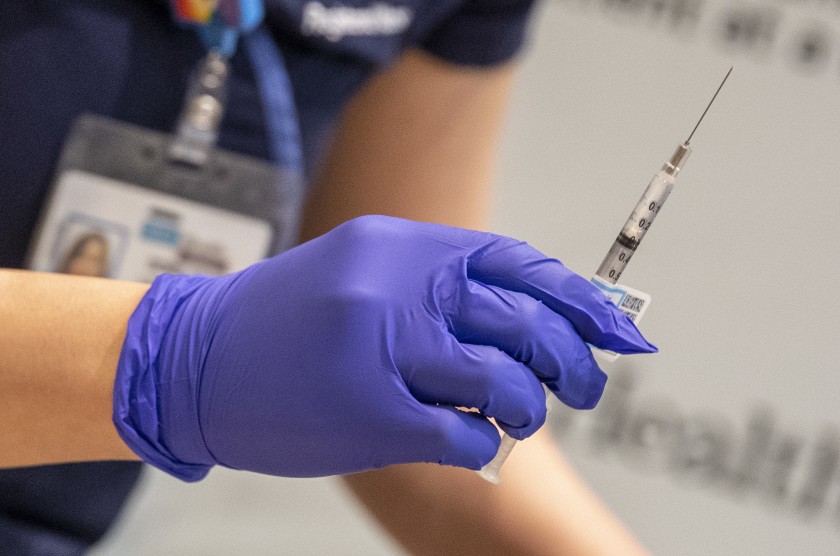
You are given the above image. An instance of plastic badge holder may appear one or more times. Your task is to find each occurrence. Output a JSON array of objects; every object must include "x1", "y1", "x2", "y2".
[{"x1": 27, "y1": 114, "x2": 300, "y2": 281}]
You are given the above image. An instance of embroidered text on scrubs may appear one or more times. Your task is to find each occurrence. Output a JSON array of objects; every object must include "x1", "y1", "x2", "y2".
[{"x1": 301, "y1": 1, "x2": 413, "y2": 42}]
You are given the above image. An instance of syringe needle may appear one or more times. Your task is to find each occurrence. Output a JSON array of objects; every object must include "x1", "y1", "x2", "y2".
[{"x1": 685, "y1": 66, "x2": 733, "y2": 145}]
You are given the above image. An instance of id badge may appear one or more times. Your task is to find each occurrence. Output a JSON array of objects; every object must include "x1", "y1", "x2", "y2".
[{"x1": 27, "y1": 114, "x2": 296, "y2": 281}]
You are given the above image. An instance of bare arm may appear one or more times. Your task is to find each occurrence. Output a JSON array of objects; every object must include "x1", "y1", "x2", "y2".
[
  {"x1": 301, "y1": 50, "x2": 649, "y2": 555},
  {"x1": 346, "y1": 432, "x2": 646, "y2": 555},
  {"x1": 0, "y1": 270, "x2": 143, "y2": 466},
  {"x1": 300, "y1": 51, "x2": 501, "y2": 236}
]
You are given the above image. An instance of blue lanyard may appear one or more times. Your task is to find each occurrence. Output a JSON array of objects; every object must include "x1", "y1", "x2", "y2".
[
  {"x1": 244, "y1": 28, "x2": 305, "y2": 177},
  {"x1": 246, "y1": 26, "x2": 306, "y2": 251}
]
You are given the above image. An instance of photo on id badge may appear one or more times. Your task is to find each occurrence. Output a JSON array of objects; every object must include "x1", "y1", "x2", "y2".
[
  {"x1": 27, "y1": 115, "x2": 285, "y2": 283},
  {"x1": 49, "y1": 213, "x2": 129, "y2": 278}
]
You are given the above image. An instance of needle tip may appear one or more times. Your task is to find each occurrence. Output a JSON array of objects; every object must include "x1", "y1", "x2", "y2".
[{"x1": 685, "y1": 67, "x2": 733, "y2": 144}]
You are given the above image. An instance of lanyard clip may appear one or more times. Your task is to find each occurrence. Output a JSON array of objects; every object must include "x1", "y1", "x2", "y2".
[{"x1": 169, "y1": 51, "x2": 229, "y2": 166}]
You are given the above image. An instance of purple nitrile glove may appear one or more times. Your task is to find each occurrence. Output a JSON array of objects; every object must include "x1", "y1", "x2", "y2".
[{"x1": 113, "y1": 215, "x2": 655, "y2": 481}]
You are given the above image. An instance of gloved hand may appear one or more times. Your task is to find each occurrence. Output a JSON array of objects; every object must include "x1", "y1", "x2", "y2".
[{"x1": 113, "y1": 215, "x2": 655, "y2": 481}]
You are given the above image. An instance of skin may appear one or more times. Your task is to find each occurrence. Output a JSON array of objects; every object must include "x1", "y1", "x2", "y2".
[
  {"x1": 0, "y1": 49, "x2": 650, "y2": 554},
  {"x1": 0, "y1": 270, "x2": 143, "y2": 466}
]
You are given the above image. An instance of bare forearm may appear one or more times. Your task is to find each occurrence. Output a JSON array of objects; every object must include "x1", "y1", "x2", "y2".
[
  {"x1": 300, "y1": 50, "x2": 508, "y2": 238},
  {"x1": 345, "y1": 430, "x2": 649, "y2": 555},
  {"x1": 0, "y1": 269, "x2": 145, "y2": 467}
]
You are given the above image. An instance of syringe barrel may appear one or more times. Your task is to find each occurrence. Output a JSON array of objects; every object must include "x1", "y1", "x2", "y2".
[
  {"x1": 595, "y1": 167, "x2": 679, "y2": 283},
  {"x1": 596, "y1": 240, "x2": 635, "y2": 285}
]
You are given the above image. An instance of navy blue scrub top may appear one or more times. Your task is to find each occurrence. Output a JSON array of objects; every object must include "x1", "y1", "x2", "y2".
[{"x1": 0, "y1": 0, "x2": 533, "y2": 552}]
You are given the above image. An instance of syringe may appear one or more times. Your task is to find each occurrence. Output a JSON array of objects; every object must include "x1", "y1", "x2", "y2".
[
  {"x1": 477, "y1": 67, "x2": 733, "y2": 485},
  {"x1": 595, "y1": 67, "x2": 732, "y2": 285}
]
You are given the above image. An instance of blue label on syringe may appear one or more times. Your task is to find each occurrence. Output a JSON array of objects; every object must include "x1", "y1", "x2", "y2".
[{"x1": 590, "y1": 276, "x2": 652, "y2": 361}]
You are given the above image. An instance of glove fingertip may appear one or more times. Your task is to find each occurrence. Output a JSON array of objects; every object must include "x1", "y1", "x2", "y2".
[
  {"x1": 498, "y1": 407, "x2": 547, "y2": 441},
  {"x1": 431, "y1": 408, "x2": 501, "y2": 470},
  {"x1": 547, "y1": 360, "x2": 608, "y2": 410},
  {"x1": 604, "y1": 330, "x2": 658, "y2": 354},
  {"x1": 596, "y1": 307, "x2": 658, "y2": 354}
]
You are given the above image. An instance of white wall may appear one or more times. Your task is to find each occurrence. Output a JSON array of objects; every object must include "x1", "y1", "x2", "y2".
[
  {"x1": 493, "y1": 2, "x2": 840, "y2": 554},
  {"x1": 95, "y1": 2, "x2": 840, "y2": 554}
]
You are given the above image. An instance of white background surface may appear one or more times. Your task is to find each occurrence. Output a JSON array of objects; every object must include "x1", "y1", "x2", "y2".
[{"x1": 94, "y1": 2, "x2": 840, "y2": 554}]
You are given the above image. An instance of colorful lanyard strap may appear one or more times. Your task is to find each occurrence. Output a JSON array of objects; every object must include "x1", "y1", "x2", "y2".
[{"x1": 170, "y1": 0, "x2": 265, "y2": 57}]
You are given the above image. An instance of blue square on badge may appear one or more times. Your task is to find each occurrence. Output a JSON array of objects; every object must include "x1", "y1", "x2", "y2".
[{"x1": 141, "y1": 208, "x2": 182, "y2": 246}]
